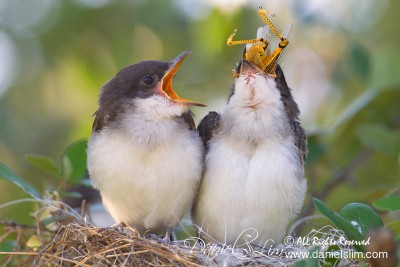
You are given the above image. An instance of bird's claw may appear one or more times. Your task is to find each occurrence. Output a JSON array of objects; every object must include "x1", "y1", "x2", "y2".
[
  {"x1": 146, "y1": 233, "x2": 170, "y2": 244},
  {"x1": 145, "y1": 228, "x2": 173, "y2": 245},
  {"x1": 98, "y1": 222, "x2": 126, "y2": 235}
]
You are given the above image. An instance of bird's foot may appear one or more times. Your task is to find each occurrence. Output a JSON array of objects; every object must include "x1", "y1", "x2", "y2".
[
  {"x1": 98, "y1": 222, "x2": 126, "y2": 234},
  {"x1": 146, "y1": 228, "x2": 173, "y2": 245}
]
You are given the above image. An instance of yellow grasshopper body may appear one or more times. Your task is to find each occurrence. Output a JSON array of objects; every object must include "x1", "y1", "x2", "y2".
[{"x1": 227, "y1": 7, "x2": 291, "y2": 78}]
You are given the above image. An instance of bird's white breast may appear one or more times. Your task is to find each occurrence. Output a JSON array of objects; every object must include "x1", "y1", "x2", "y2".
[
  {"x1": 88, "y1": 96, "x2": 203, "y2": 234},
  {"x1": 194, "y1": 74, "x2": 306, "y2": 246}
]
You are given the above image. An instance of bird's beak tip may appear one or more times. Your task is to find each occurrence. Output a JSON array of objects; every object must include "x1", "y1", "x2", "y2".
[{"x1": 161, "y1": 52, "x2": 206, "y2": 107}]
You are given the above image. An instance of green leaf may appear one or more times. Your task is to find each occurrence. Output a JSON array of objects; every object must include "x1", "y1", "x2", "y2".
[
  {"x1": 313, "y1": 198, "x2": 364, "y2": 252},
  {"x1": 339, "y1": 203, "x2": 383, "y2": 236},
  {"x1": 305, "y1": 247, "x2": 321, "y2": 267},
  {"x1": 292, "y1": 260, "x2": 307, "y2": 267},
  {"x1": 63, "y1": 157, "x2": 73, "y2": 181},
  {"x1": 62, "y1": 139, "x2": 88, "y2": 185},
  {"x1": 26, "y1": 235, "x2": 42, "y2": 248},
  {"x1": 25, "y1": 154, "x2": 61, "y2": 178},
  {"x1": 324, "y1": 245, "x2": 341, "y2": 267},
  {"x1": 0, "y1": 162, "x2": 42, "y2": 199},
  {"x1": 373, "y1": 195, "x2": 400, "y2": 211},
  {"x1": 293, "y1": 259, "x2": 307, "y2": 267}
]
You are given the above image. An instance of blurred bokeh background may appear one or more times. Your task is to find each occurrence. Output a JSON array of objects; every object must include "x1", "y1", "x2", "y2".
[{"x1": 0, "y1": 0, "x2": 399, "y2": 227}]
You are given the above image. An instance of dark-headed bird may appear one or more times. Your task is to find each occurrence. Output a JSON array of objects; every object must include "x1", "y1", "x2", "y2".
[{"x1": 88, "y1": 51, "x2": 206, "y2": 240}]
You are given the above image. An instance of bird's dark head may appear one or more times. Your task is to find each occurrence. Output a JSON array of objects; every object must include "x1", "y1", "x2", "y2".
[{"x1": 99, "y1": 51, "x2": 206, "y2": 110}]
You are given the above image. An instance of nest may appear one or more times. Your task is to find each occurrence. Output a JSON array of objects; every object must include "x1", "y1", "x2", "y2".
[
  {"x1": 30, "y1": 222, "x2": 306, "y2": 266},
  {"x1": 0, "y1": 198, "x2": 365, "y2": 267},
  {"x1": 33, "y1": 223, "x2": 205, "y2": 267}
]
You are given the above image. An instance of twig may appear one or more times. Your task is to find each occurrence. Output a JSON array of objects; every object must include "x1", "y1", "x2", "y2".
[
  {"x1": 0, "y1": 198, "x2": 41, "y2": 209},
  {"x1": 0, "y1": 221, "x2": 37, "y2": 229}
]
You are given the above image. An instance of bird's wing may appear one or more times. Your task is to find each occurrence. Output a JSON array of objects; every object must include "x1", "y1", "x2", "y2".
[
  {"x1": 92, "y1": 110, "x2": 104, "y2": 132},
  {"x1": 275, "y1": 64, "x2": 308, "y2": 165},
  {"x1": 180, "y1": 110, "x2": 196, "y2": 131},
  {"x1": 92, "y1": 109, "x2": 113, "y2": 133},
  {"x1": 197, "y1": 111, "x2": 221, "y2": 148},
  {"x1": 292, "y1": 121, "x2": 308, "y2": 165},
  {"x1": 275, "y1": 65, "x2": 300, "y2": 121}
]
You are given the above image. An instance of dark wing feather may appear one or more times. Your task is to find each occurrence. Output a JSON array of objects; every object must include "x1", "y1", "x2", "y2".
[
  {"x1": 92, "y1": 109, "x2": 111, "y2": 133},
  {"x1": 180, "y1": 110, "x2": 196, "y2": 131},
  {"x1": 275, "y1": 65, "x2": 300, "y2": 121},
  {"x1": 292, "y1": 121, "x2": 308, "y2": 165},
  {"x1": 275, "y1": 64, "x2": 308, "y2": 165},
  {"x1": 197, "y1": 111, "x2": 221, "y2": 148}
]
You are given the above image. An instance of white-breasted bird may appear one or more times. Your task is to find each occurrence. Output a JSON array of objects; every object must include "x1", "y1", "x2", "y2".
[
  {"x1": 88, "y1": 52, "x2": 205, "y2": 239},
  {"x1": 193, "y1": 60, "x2": 307, "y2": 247}
]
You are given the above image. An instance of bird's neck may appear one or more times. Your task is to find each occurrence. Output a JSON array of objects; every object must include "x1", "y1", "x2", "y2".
[
  {"x1": 110, "y1": 96, "x2": 189, "y2": 146},
  {"x1": 221, "y1": 75, "x2": 292, "y2": 143}
]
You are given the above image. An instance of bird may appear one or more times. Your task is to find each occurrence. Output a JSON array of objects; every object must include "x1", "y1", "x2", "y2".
[
  {"x1": 87, "y1": 51, "x2": 206, "y2": 241},
  {"x1": 192, "y1": 59, "x2": 307, "y2": 247}
]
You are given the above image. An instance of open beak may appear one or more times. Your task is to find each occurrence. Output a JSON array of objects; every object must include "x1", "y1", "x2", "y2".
[{"x1": 161, "y1": 51, "x2": 206, "y2": 107}]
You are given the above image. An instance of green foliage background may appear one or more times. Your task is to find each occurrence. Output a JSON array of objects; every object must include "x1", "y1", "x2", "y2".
[{"x1": 0, "y1": 0, "x2": 399, "y2": 230}]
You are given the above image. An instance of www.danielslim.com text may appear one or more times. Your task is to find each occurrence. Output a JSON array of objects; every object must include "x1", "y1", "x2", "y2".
[{"x1": 286, "y1": 250, "x2": 388, "y2": 260}]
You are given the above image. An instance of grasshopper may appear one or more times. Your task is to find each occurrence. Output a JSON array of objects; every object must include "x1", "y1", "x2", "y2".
[{"x1": 227, "y1": 7, "x2": 292, "y2": 78}]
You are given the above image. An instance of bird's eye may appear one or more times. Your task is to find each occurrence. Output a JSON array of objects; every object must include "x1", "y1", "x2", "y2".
[{"x1": 141, "y1": 75, "x2": 154, "y2": 86}]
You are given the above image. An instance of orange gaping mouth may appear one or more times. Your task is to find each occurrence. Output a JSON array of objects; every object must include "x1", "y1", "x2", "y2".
[{"x1": 161, "y1": 51, "x2": 206, "y2": 107}]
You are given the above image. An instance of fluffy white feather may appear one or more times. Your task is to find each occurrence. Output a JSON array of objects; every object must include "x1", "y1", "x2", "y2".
[
  {"x1": 88, "y1": 96, "x2": 203, "y2": 235},
  {"x1": 194, "y1": 73, "x2": 306, "y2": 246}
]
